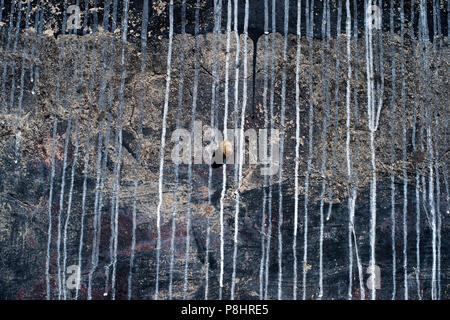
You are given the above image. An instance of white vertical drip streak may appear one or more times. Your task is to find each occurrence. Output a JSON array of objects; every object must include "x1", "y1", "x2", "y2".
[
  {"x1": 327, "y1": 0, "x2": 342, "y2": 222},
  {"x1": 208, "y1": 0, "x2": 222, "y2": 203},
  {"x1": 351, "y1": 1, "x2": 365, "y2": 298},
  {"x1": 374, "y1": 0, "x2": 385, "y2": 132},
  {"x1": 7, "y1": 0, "x2": 26, "y2": 116},
  {"x1": 48, "y1": 1, "x2": 72, "y2": 299},
  {"x1": 87, "y1": 124, "x2": 104, "y2": 300},
  {"x1": 32, "y1": 0, "x2": 45, "y2": 95},
  {"x1": 154, "y1": 0, "x2": 173, "y2": 300},
  {"x1": 217, "y1": 0, "x2": 232, "y2": 300},
  {"x1": 168, "y1": 0, "x2": 184, "y2": 300},
  {"x1": 14, "y1": 0, "x2": 32, "y2": 162},
  {"x1": 103, "y1": 118, "x2": 117, "y2": 295},
  {"x1": 28, "y1": 0, "x2": 42, "y2": 86},
  {"x1": 275, "y1": 0, "x2": 289, "y2": 300},
  {"x1": 399, "y1": 0, "x2": 409, "y2": 300},
  {"x1": 303, "y1": 0, "x2": 315, "y2": 300},
  {"x1": 448, "y1": 0, "x2": 450, "y2": 40},
  {"x1": 76, "y1": 118, "x2": 91, "y2": 300},
  {"x1": 205, "y1": 0, "x2": 221, "y2": 298},
  {"x1": 409, "y1": 0, "x2": 422, "y2": 300},
  {"x1": 128, "y1": 0, "x2": 150, "y2": 300},
  {"x1": 101, "y1": 1, "x2": 120, "y2": 296},
  {"x1": 442, "y1": 161, "x2": 449, "y2": 298},
  {"x1": 0, "y1": 0, "x2": 4, "y2": 29},
  {"x1": 258, "y1": 0, "x2": 270, "y2": 300},
  {"x1": 56, "y1": 112, "x2": 73, "y2": 300},
  {"x1": 230, "y1": 0, "x2": 249, "y2": 300},
  {"x1": 0, "y1": 0, "x2": 18, "y2": 115},
  {"x1": 56, "y1": 23, "x2": 83, "y2": 296},
  {"x1": 388, "y1": 0, "x2": 397, "y2": 300},
  {"x1": 110, "y1": 0, "x2": 130, "y2": 300},
  {"x1": 104, "y1": 126, "x2": 118, "y2": 296},
  {"x1": 344, "y1": 0, "x2": 354, "y2": 300},
  {"x1": 221, "y1": 0, "x2": 238, "y2": 300},
  {"x1": 434, "y1": 146, "x2": 441, "y2": 300},
  {"x1": 263, "y1": 0, "x2": 276, "y2": 300},
  {"x1": 62, "y1": 3, "x2": 85, "y2": 298},
  {"x1": 87, "y1": 0, "x2": 118, "y2": 299},
  {"x1": 318, "y1": 0, "x2": 331, "y2": 299},
  {"x1": 46, "y1": 116, "x2": 58, "y2": 300},
  {"x1": 427, "y1": 111, "x2": 436, "y2": 300},
  {"x1": 431, "y1": 0, "x2": 442, "y2": 299},
  {"x1": 183, "y1": 0, "x2": 200, "y2": 300},
  {"x1": 364, "y1": 0, "x2": 378, "y2": 300},
  {"x1": 110, "y1": 137, "x2": 121, "y2": 299},
  {"x1": 62, "y1": 117, "x2": 79, "y2": 300},
  {"x1": 435, "y1": 4, "x2": 442, "y2": 301},
  {"x1": 419, "y1": 0, "x2": 437, "y2": 300},
  {"x1": 292, "y1": 0, "x2": 301, "y2": 300},
  {"x1": 55, "y1": 0, "x2": 69, "y2": 101},
  {"x1": 91, "y1": 104, "x2": 111, "y2": 293}
]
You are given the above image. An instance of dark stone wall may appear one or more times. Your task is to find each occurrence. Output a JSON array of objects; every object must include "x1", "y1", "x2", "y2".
[{"x1": 0, "y1": 0, "x2": 448, "y2": 300}]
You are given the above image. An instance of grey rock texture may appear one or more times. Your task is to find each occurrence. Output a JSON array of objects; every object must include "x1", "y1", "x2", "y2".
[{"x1": 0, "y1": 0, "x2": 448, "y2": 300}]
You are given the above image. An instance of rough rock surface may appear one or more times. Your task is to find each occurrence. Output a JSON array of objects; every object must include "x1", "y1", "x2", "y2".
[{"x1": 0, "y1": 0, "x2": 448, "y2": 300}]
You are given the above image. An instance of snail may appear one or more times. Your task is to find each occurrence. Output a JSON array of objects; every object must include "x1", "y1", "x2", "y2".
[{"x1": 212, "y1": 140, "x2": 233, "y2": 168}]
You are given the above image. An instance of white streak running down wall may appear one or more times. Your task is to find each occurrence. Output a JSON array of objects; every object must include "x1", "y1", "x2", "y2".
[
  {"x1": 409, "y1": 0, "x2": 422, "y2": 300},
  {"x1": 206, "y1": 0, "x2": 222, "y2": 299},
  {"x1": 292, "y1": 0, "x2": 302, "y2": 301},
  {"x1": 0, "y1": 0, "x2": 19, "y2": 116},
  {"x1": 318, "y1": 0, "x2": 331, "y2": 299},
  {"x1": 184, "y1": 0, "x2": 200, "y2": 300},
  {"x1": 263, "y1": 0, "x2": 276, "y2": 300},
  {"x1": 128, "y1": 0, "x2": 150, "y2": 300},
  {"x1": 327, "y1": 0, "x2": 342, "y2": 222},
  {"x1": 274, "y1": 0, "x2": 289, "y2": 300},
  {"x1": 364, "y1": 0, "x2": 379, "y2": 300},
  {"x1": 154, "y1": 0, "x2": 173, "y2": 300},
  {"x1": 109, "y1": 0, "x2": 131, "y2": 300},
  {"x1": 87, "y1": 0, "x2": 118, "y2": 299},
  {"x1": 62, "y1": 117, "x2": 79, "y2": 300},
  {"x1": 168, "y1": 0, "x2": 184, "y2": 300},
  {"x1": 302, "y1": 0, "x2": 314, "y2": 301},
  {"x1": 399, "y1": 0, "x2": 409, "y2": 301},
  {"x1": 76, "y1": 117, "x2": 92, "y2": 300},
  {"x1": 217, "y1": 0, "x2": 232, "y2": 301},
  {"x1": 231, "y1": 0, "x2": 249, "y2": 300},
  {"x1": 345, "y1": 0, "x2": 353, "y2": 300},
  {"x1": 14, "y1": 0, "x2": 32, "y2": 163},
  {"x1": 389, "y1": 0, "x2": 397, "y2": 300}
]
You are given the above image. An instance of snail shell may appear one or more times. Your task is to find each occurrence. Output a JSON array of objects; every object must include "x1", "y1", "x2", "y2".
[
  {"x1": 212, "y1": 140, "x2": 233, "y2": 167},
  {"x1": 218, "y1": 140, "x2": 233, "y2": 159}
]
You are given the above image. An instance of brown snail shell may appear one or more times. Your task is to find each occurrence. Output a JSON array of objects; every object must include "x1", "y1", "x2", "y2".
[
  {"x1": 218, "y1": 140, "x2": 233, "y2": 159},
  {"x1": 212, "y1": 140, "x2": 233, "y2": 167}
]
